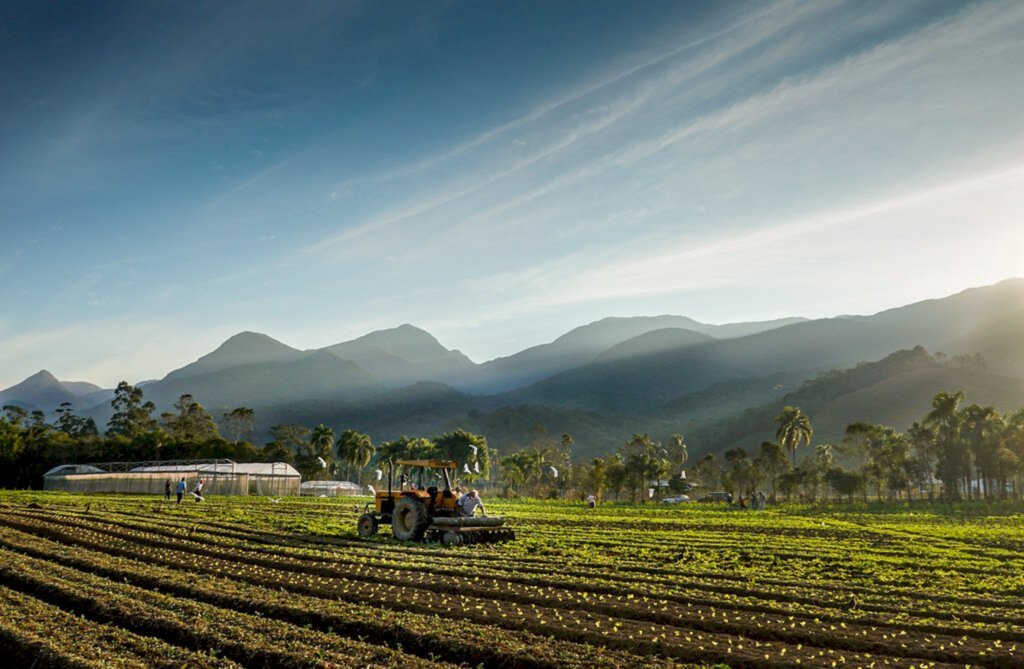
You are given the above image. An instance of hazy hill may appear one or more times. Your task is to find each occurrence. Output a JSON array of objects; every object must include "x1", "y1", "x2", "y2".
[
  {"x1": 0, "y1": 370, "x2": 82, "y2": 412},
  {"x1": 695, "y1": 348, "x2": 1024, "y2": 459},
  {"x1": 592, "y1": 328, "x2": 716, "y2": 363},
  {"x1": 123, "y1": 350, "x2": 383, "y2": 418},
  {"x1": 255, "y1": 382, "x2": 647, "y2": 459},
  {"x1": 60, "y1": 381, "x2": 103, "y2": 396},
  {"x1": 257, "y1": 381, "x2": 481, "y2": 442},
  {"x1": 323, "y1": 324, "x2": 477, "y2": 389},
  {"x1": 657, "y1": 370, "x2": 807, "y2": 424},
  {"x1": 470, "y1": 315, "x2": 804, "y2": 393},
  {"x1": 504, "y1": 280, "x2": 1024, "y2": 413},
  {"x1": 162, "y1": 331, "x2": 306, "y2": 382}
]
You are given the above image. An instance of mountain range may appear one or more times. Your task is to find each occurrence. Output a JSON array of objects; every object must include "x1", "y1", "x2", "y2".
[{"x1": 4, "y1": 279, "x2": 1023, "y2": 460}]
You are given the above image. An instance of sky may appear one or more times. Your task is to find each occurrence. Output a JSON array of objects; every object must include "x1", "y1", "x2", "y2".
[{"x1": 1, "y1": 0, "x2": 1023, "y2": 389}]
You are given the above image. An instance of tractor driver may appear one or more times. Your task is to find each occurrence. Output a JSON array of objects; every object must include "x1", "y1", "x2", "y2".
[{"x1": 457, "y1": 489, "x2": 486, "y2": 517}]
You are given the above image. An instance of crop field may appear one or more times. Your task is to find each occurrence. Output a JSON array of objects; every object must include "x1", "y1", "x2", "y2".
[{"x1": 0, "y1": 493, "x2": 1022, "y2": 668}]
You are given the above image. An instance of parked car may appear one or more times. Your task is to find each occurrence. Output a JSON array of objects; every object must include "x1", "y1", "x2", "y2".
[
  {"x1": 661, "y1": 495, "x2": 692, "y2": 504},
  {"x1": 698, "y1": 491, "x2": 733, "y2": 503}
]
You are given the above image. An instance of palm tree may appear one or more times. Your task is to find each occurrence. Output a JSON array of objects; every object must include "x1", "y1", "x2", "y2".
[
  {"x1": 961, "y1": 404, "x2": 1002, "y2": 499},
  {"x1": 669, "y1": 434, "x2": 688, "y2": 474},
  {"x1": 924, "y1": 390, "x2": 967, "y2": 499},
  {"x1": 775, "y1": 406, "x2": 813, "y2": 467},
  {"x1": 336, "y1": 429, "x2": 374, "y2": 482},
  {"x1": 308, "y1": 424, "x2": 335, "y2": 481}
]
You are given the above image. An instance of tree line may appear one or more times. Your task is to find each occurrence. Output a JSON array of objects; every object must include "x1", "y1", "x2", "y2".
[
  {"x1": 0, "y1": 381, "x2": 491, "y2": 489},
  {"x1": 689, "y1": 390, "x2": 1024, "y2": 502},
  {"x1": 4, "y1": 380, "x2": 1020, "y2": 503}
]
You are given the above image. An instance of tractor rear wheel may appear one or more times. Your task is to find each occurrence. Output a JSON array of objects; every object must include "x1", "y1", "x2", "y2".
[
  {"x1": 357, "y1": 512, "x2": 379, "y2": 538},
  {"x1": 392, "y1": 497, "x2": 430, "y2": 541}
]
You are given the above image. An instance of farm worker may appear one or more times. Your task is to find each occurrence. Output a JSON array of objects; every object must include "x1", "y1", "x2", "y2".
[
  {"x1": 757, "y1": 491, "x2": 767, "y2": 510},
  {"x1": 175, "y1": 478, "x2": 187, "y2": 505},
  {"x1": 586, "y1": 494, "x2": 597, "y2": 509},
  {"x1": 193, "y1": 479, "x2": 205, "y2": 502},
  {"x1": 164, "y1": 479, "x2": 171, "y2": 501},
  {"x1": 457, "y1": 489, "x2": 486, "y2": 517},
  {"x1": 738, "y1": 495, "x2": 747, "y2": 510}
]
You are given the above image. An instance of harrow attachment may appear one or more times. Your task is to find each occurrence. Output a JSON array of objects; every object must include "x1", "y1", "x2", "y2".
[{"x1": 426, "y1": 515, "x2": 515, "y2": 545}]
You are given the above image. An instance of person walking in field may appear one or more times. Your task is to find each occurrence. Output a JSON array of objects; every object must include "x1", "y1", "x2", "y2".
[
  {"x1": 192, "y1": 479, "x2": 205, "y2": 503},
  {"x1": 586, "y1": 494, "x2": 597, "y2": 509},
  {"x1": 164, "y1": 479, "x2": 171, "y2": 501},
  {"x1": 175, "y1": 477, "x2": 186, "y2": 505},
  {"x1": 457, "y1": 489, "x2": 486, "y2": 517}
]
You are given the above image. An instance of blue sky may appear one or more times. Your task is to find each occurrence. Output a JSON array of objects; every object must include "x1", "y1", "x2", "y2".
[{"x1": 2, "y1": 0, "x2": 1023, "y2": 388}]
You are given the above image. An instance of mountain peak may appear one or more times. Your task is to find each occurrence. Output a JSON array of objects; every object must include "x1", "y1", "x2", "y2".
[
  {"x1": 23, "y1": 369, "x2": 60, "y2": 386},
  {"x1": 217, "y1": 331, "x2": 293, "y2": 352},
  {"x1": 162, "y1": 331, "x2": 305, "y2": 383},
  {"x1": 0, "y1": 369, "x2": 79, "y2": 412}
]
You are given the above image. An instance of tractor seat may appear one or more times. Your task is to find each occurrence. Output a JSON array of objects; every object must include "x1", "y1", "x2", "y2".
[{"x1": 427, "y1": 486, "x2": 439, "y2": 496}]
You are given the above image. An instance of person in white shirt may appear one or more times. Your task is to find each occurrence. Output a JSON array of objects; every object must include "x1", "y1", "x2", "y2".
[{"x1": 457, "y1": 489, "x2": 485, "y2": 517}]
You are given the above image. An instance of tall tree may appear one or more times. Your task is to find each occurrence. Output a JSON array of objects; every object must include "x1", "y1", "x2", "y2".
[
  {"x1": 305, "y1": 424, "x2": 335, "y2": 481},
  {"x1": 336, "y1": 429, "x2": 374, "y2": 481},
  {"x1": 53, "y1": 402, "x2": 98, "y2": 438},
  {"x1": 667, "y1": 434, "x2": 689, "y2": 475},
  {"x1": 107, "y1": 381, "x2": 159, "y2": 438},
  {"x1": 693, "y1": 453, "x2": 723, "y2": 493},
  {"x1": 221, "y1": 407, "x2": 255, "y2": 443},
  {"x1": 755, "y1": 441, "x2": 790, "y2": 501},
  {"x1": 161, "y1": 395, "x2": 220, "y2": 444},
  {"x1": 583, "y1": 457, "x2": 608, "y2": 501},
  {"x1": 775, "y1": 406, "x2": 813, "y2": 466},
  {"x1": 924, "y1": 390, "x2": 968, "y2": 499},
  {"x1": 434, "y1": 429, "x2": 489, "y2": 480},
  {"x1": 960, "y1": 404, "x2": 1003, "y2": 499},
  {"x1": 619, "y1": 434, "x2": 669, "y2": 502},
  {"x1": 724, "y1": 447, "x2": 761, "y2": 497}
]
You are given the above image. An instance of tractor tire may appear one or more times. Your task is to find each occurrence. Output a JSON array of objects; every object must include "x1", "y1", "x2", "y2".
[
  {"x1": 392, "y1": 497, "x2": 430, "y2": 541},
  {"x1": 357, "y1": 513, "x2": 379, "y2": 538}
]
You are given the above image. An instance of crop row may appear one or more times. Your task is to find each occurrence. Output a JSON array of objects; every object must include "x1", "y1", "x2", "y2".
[
  {"x1": 0, "y1": 522, "x2": 680, "y2": 669},
  {"x1": 0, "y1": 584, "x2": 242, "y2": 669},
  {"x1": 9, "y1": 506, "x2": 1023, "y2": 639},
  {"x1": 0, "y1": 512, "x2": 1016, "y2": 667}
]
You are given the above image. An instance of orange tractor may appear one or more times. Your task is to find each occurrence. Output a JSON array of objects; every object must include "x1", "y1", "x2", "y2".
[{"x1": 356, "y1": 459, "x2": 514, "y2": 545}]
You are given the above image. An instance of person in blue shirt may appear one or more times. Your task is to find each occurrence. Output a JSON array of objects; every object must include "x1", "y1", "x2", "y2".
[{"x1": 175, "y1": 477, "x2": 186, "y2": 504}]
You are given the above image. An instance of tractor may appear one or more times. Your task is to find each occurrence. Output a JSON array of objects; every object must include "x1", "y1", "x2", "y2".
[{"x1": 356, "y1": 459, "x2": 514, "y2": 545}]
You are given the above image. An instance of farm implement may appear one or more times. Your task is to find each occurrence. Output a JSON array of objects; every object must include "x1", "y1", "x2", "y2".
[{"x1": 356, "y1": 459, "x2": 514, "y2": 546}]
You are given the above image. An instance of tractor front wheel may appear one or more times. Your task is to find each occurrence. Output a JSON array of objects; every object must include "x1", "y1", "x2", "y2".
[
  {"x1": 357, "y1": 512, "x2": 379, "y2": 538},
  {"x1": 392, "y1": 497, "x2": 430, "y2": 541}
]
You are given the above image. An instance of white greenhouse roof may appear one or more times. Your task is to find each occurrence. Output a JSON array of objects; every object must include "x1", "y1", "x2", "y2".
[
  {"x1": 44, "y1": 464, "x2": 106, "y2": 477},
  {"x1": 300, "y1": 480, "x2": 361, "y2": 491},
  {"x1": 130, "y1": 462, "x2": 300, "y2": 477}
]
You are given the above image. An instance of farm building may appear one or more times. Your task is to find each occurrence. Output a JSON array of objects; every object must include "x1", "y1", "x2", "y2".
[
  {"x1": 43, "y1": 459, "x2": 301, "y2": 497},
  {"x1": 299, "y1": 480, "x2": 363, "y2": 497}
]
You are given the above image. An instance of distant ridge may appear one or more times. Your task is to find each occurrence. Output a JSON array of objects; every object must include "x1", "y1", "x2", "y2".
[
  {"x1": 162, "y1": 331, "x2": 306, "y2": 382},
  {"x1": 470, "y1": 315, "x2": 805, "y2": 393},
  {"x1": 3, "y1": 279, "x2": 1022, "y2": 459},
  {"x1": 323, "y1": 324, "x2": 476, "y2": 388}
]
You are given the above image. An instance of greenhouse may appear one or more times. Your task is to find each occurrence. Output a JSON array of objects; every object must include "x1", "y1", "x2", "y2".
[
  {"x1": 43, "y1": 459, "x2": 301, "y2": 497},
  {"x1": 299, "y1": 480, "x2": 363, "y2": 497}
]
